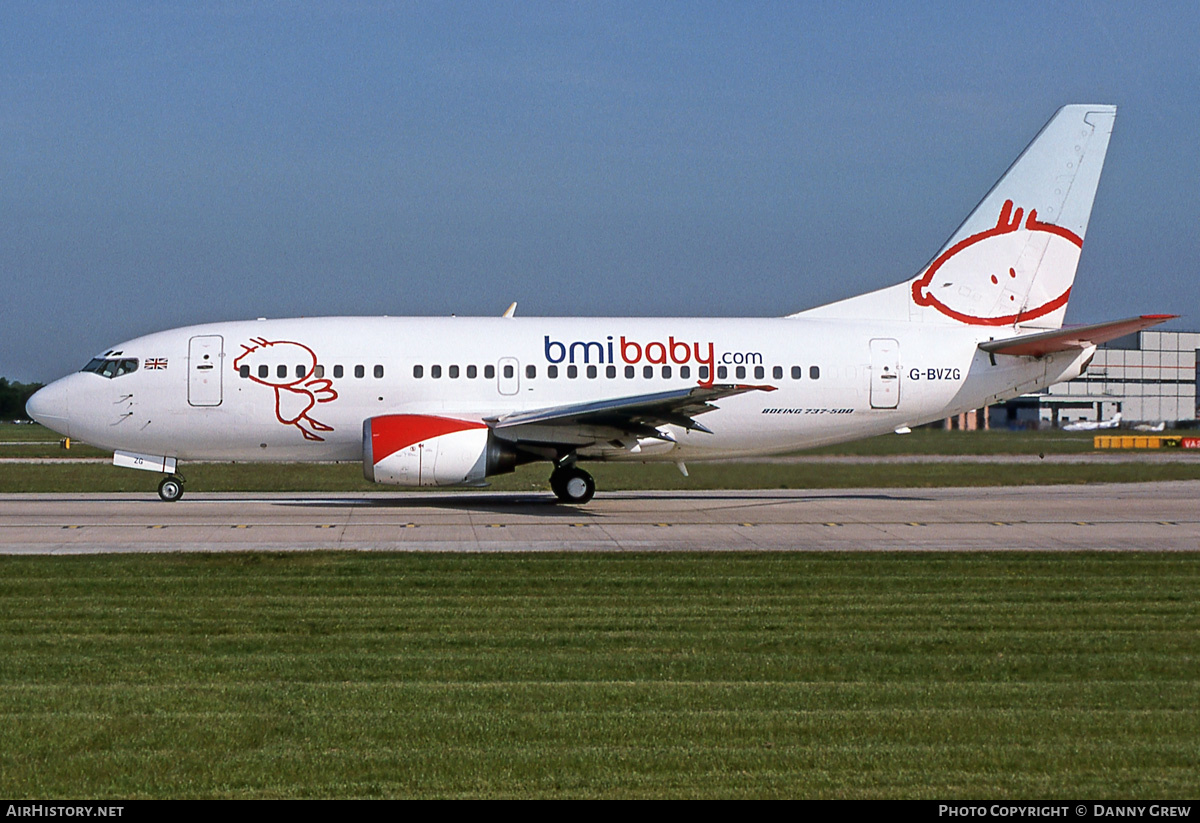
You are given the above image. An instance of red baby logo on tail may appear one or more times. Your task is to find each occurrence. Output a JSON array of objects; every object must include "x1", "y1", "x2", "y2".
[
  {"x1": 232, "y1": 338, "x2": 338, "y2": 441},
  {"x1": 911, "y1": 200, "x2": 1083, "y2": 326}
]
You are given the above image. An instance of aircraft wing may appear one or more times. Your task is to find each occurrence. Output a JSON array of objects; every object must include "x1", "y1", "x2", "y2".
[
  {"x1": 488, "y1": 384, "x2": 776, "y2": 446},
  {"x1": 978, "y1": 315, "x2": 1176, "y2": 357}
]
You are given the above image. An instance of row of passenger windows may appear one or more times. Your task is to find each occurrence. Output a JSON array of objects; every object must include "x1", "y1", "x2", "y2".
[
  {"x1": 239, "y1": 364, "x2": 384, "y2": 380},
  {"x1": 414, "y1": 364, "x2": 497, "y2": 379},
  {"x1": 238, "y1": 362, "x2": 822, "y2": 382},
  {"x1": 413, "y1": 364, "x2": 821, "y2": 381}
]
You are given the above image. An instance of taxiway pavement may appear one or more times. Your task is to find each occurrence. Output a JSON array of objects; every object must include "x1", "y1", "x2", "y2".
[{"x1": 1, "y1": 482, "x2": 1198, "y2": 553}]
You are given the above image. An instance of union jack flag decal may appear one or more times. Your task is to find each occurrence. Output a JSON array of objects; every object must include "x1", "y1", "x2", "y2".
[{"x1": 146, "y1": 358, "x2": 168, "y2": 370}]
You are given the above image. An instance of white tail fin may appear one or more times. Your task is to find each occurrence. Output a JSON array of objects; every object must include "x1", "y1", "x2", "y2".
[{"x1": 794, "y1": 105, "x2": 1116, "y2": 330}]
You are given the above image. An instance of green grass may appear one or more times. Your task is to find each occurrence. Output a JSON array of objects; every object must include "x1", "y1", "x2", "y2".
[
  {"x1": 0, "y1": 422, "x2": 107, "y2": 457},
  {"x1": 803, "y1": 427, "x2": 1104, "y2": 455},
  {"x1": 0, "y1": 552, "x2": 1197, "y2": 798},
  {"x1": 0, "y1": 422, "x2": 57, "y2": 443}
]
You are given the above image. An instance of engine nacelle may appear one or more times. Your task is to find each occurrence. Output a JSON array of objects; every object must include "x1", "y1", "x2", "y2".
[{"x1": 363, "y1": 414, "x2": 517, "y2": 487}]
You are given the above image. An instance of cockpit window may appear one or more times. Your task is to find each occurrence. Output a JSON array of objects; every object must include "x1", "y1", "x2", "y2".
[{"x1": 81, "y1": 358, "x2": 139, "y2": 378}]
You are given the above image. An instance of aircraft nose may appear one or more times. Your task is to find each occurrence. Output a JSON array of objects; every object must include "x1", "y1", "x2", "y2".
[{"x1": 26, "y1": 380, "x2": 70, "y2": 437}]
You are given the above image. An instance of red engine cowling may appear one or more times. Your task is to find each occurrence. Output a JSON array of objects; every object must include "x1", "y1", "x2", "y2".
[{"x1": 363, "y1": 414, "x2": 517, "y2": 487}]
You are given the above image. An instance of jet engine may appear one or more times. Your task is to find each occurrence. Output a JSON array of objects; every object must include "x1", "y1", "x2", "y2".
[{"x1": 363, "y1": 414, "x2": 517, "y2": 486}]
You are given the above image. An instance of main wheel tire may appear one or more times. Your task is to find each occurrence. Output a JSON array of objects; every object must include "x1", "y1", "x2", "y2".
[
  {"x1": 550, "y1": 467, "x2": 595, "y2": 504},
  {"x1": 158, "y1": 476, "x2": 184, "y2": 502}
]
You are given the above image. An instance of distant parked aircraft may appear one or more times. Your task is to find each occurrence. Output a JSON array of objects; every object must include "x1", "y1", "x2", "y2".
[{"x1": 1063, "y1": 412, "x2": 1122, "y2": 432}]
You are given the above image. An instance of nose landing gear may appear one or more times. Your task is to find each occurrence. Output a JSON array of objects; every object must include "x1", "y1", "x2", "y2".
[
  {"x1": 157, "y1": 475, "x2": 185, "y2": 502},
  {"x1": 549, "y1": 465, "x2": 595, "y2": 504}
]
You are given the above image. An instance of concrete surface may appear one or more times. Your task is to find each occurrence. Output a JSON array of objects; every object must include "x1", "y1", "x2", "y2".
[{"x1": 2, "y1": 482, "x2": 1198, "y2": 553}]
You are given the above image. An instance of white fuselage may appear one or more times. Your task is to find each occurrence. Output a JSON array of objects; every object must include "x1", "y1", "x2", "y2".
[{"x1": 32, "y1": 315, "x2": 1089, "y2": 465}]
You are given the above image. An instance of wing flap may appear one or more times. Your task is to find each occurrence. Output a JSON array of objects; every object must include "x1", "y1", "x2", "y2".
[
  {"x1": 979, "y1": 315, "x2": 1176, "y2": 357},
  {"x1": 489, "y1": 384, "x2": 775, "y2": 445}
]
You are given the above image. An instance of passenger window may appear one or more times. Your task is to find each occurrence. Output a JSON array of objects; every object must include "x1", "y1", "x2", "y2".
[
  {"x1": 773, "y1": 366, "x2": 783, "y2": 380},
  {"x1": 467, "y1": 365, "x2": 477, "y2": 379},
  {"x1": 680, "y1": 366, "x2": 690, "y2": 379},
  {"x1": 526, "y1": 365, "x2": 536, "y2": 379},
  {"x1": 567, "y1": 365, "x2": 578, "y2": 378},
  {"x1": 643, "y1": 365, "x2": 653, "y2": 379},
  {"x1": 258, "y1": 365, "x2": 269, "y2": 379},
  {"x1": 313, "y1": 365, "x2": 324, "y2": 378},
  {"x1": 810, "y1": 366, "x2": 820, "y2": 379},
  {"x1": 587, "y1": 365, "x2": 597, "y2": 379},
  {"x1": 503, "y1": 364, "x2": 514, "y2": 379},
  {"x1": 413, "y1": 365, "x2": 423, "y2": 378},
  {"x1": 448, "y1": 365, "x2": 459, "y2": 379},
  {"x1": 662, "y1": 366, "x2": 672, "y2": 378},
  {"x1": 735, "y1": 366, "x2": 745, "y2": 380},
  {"x1": 431, "y1": 365, "x2": 442, "y2": 378},
  {"x1": 699, "y1": 366, "x2": 710, "y2": 380},
  {"x1": 485, "y1": 365, "x2": 495, "y2": 379},
  {"x1": 239, "y1": 365, "x2": 250, "y2": 378},
  {"x1": 606, "y1": 365, "x2": 616, "y2": 378},
  {"x1": 277, "y1": 365, "x2": 288, "y2": 379},
  {"x1": 334, "y1": 365, "x2": 344, "y2": 379},
  {"x1": 296, "y1": 365, "x2": 307, "y2": 379},
  {"x1": 375, "y1": 365, "x2": 384, "y2": 378},
  {"x1": 791, "y1": 366, "x2": 802, "y2": 379},
  {"x1": 717, "y1": 366, "x2": 728, "y2": 379},
  {"x1": 754, "y1": 366, "x2": 764, "y2": 380},
  {"x1": 548, "y1": 365, "x2": 558, "y2": 379},
  {"x1": 355, "y1": 365, "x2": 365, "y2": 378},
  {"x1": 625, "y1": 365, "x2": 635, "y2": 379}
]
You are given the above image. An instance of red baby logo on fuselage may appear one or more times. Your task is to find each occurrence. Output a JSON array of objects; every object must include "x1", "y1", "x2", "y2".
[
  {"x1": 232, "y1": 338, "x2": 338, "y2": 441},
  {"x1": 911, "y1": 200, "x2": 1082, "y2": 326}
]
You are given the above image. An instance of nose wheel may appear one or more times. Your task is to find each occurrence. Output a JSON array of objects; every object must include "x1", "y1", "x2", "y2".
[
  {"x1": 549, "y1": 466, "x2": 595, "y2": 504},
  {"x1": 157, "y1": 475, "x2": 185, "y2": 502}
]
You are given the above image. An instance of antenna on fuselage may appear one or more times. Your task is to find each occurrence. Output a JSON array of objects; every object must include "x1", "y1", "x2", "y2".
[{"x1": 502, "y1": 302, "x2": 517, "y2": 318}]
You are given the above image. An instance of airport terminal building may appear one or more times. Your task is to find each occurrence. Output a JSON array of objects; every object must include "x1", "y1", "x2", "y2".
[{"x1": 993, "y1": 328, "x2": 1200, "y2": 428}]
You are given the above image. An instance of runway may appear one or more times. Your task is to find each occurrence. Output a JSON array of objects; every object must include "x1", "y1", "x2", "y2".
[{"x1": 2, "y1": 481, "x2": 1198, "y2": 553}]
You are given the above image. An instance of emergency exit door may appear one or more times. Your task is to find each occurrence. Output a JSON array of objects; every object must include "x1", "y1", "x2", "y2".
[{"x1": 497, "y1": 357, "x2": 520, "y2": 396}]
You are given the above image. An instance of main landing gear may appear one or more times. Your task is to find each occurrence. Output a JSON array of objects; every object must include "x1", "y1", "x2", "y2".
[
  {"x1": 157, "y1": 475, "x2": 185, "y2": 502},
  {"x1": 549, "y1": 465, "x2": 595, "y2": 505}
]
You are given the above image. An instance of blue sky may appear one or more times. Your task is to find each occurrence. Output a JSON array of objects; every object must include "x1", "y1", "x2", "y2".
[{"x1": 3, "y1": 1, "x2": 1198, "y2": 381}]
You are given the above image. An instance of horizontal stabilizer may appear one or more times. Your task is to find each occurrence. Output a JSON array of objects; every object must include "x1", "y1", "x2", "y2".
[{"x1": 978, "y1": 315, "x2": 1176, "y2": 357}]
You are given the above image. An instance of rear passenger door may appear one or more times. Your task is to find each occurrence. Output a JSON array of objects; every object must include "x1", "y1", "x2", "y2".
[{"x1": 869, "y1": 338, "x2": 900, "y2": 409}]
